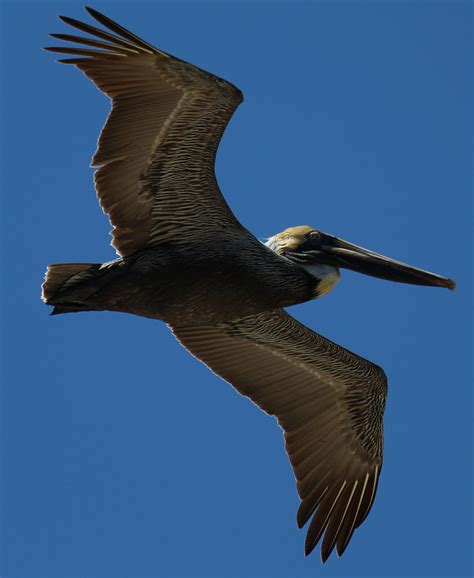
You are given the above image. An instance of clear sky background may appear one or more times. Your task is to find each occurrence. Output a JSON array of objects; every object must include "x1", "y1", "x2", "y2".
[{"x1": 1, "y1": 1, "x2": 472, "y2": 577}]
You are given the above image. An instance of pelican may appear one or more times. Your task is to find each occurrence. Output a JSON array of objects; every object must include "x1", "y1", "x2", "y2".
[{"x1": 42, "y1": 7, "x2": 455, "y2": 562}]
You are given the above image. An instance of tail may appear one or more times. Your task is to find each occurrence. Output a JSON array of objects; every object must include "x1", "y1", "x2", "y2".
[{"x1": 42, "y1": 262, "x2": 102, "y2": 315}]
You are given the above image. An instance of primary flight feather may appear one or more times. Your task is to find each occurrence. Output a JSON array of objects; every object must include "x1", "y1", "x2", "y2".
[{"x1": 42, "y1": 7, "x2": 455, "y2": 562}]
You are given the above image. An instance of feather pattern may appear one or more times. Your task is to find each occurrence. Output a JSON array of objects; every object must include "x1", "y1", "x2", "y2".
[
  {"x1": 46, "y1": 7, "x2": 246, "y2": 256},
  {"x1": 171, "y1": 309, "x2": 387, "y2": 561}
]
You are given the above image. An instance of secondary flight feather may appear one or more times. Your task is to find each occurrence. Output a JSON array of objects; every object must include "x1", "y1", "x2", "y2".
[{"x1": 42, "y1": 7, "x2": 455, "y2": 562}]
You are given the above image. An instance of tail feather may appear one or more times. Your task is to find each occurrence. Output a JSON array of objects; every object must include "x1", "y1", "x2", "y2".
[
  {"x1": 50, "y1": 302, "x2": 97, "y2": 315},
  {"x1": 42, "y1": 262, "x2": 100, "y2": 305}
]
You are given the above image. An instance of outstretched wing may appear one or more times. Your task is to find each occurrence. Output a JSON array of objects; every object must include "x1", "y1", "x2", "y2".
[
  {"x1": 171, "y1": 309, "x2": 387, "y2": 562},
  {"x1": 45, "y1": 7, "x2": 246, "y2": 257}
]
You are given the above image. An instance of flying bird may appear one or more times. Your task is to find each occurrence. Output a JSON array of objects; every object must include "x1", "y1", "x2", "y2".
[{"x1": 42, "y1": 7, "x2": 455, "y2": 562}]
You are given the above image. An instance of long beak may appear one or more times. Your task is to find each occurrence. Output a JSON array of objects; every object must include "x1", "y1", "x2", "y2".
[{"x1": 319, "y1": 237, "x2": 456, "y2": 290}]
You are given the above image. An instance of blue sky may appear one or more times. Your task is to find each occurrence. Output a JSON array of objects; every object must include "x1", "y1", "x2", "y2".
[{"x1": 2, "y1": 1, "x2": 472, "y2": 577}]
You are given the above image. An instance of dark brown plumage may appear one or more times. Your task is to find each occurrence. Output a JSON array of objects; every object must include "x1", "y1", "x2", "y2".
[
  {"x1": 172, "y1": 310, "x2": 386, "y2": 560},
  {"x1": 42, "y1": 7, "x2": 454, "y2": 562}
]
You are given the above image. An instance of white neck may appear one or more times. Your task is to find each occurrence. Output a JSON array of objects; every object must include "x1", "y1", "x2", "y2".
[{"x1": 303, "y1": 263, "x2": 340, "y2": 296}]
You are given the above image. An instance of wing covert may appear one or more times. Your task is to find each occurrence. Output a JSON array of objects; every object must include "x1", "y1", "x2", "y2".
[{"x1": 171, "y1": 309, "x2": 387, "y2": 561}]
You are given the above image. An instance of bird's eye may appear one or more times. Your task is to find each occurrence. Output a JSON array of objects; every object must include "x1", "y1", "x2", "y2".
[{"x1": 309, "y1": 231, "x2": 321, "y2": 241}]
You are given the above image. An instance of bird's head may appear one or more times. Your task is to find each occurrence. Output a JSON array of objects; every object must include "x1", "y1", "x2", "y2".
[{"x1": 265, "y1": 225, "x2": 455, "y2": 296}]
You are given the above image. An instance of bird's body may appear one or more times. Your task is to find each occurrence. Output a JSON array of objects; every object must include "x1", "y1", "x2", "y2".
[
  {"x1": 42, "y1": 7, "x2": 455, "y2": 562},
  {"x1": 48, "y1": 233, "x2": 318, "y2": 324}
]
